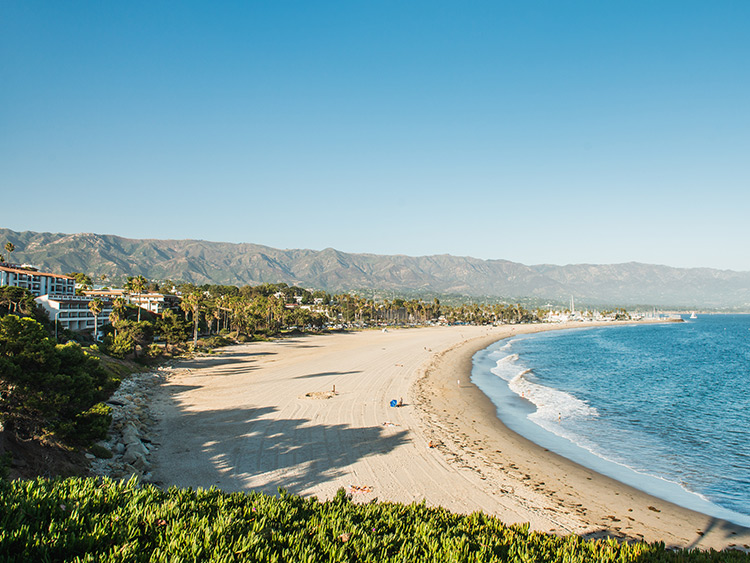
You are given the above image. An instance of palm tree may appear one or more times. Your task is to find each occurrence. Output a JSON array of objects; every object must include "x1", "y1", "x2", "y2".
[
  {"x1": 180, "y1": 291, "x2": 202, "y2": 347},
  {"x1": 88, "y1": 298, "x2": 104, "y2": 342},
  {"x1": 204, "y1": 301, "x2": 216, "y2": 335},
  {"x1": 4, "y1": 242, "x2": 14, "y2": 264},
  {"x1": 126, "y1": 275, "x2": 147, "y2": 321},
  {"x1": 109, "y1": 296, "x2": 127, "y2": 336},
  {"x1": 213, "y1": 303, "x2": 222, "y2": 333}
]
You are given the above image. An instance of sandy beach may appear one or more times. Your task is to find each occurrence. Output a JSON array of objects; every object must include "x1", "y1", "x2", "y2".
[{"x1": 151, "y1": 324, "x2": 750, "y2": 552}]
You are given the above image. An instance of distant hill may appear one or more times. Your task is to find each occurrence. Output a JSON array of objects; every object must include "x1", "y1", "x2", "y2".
[{"x1": 2, "y1": 227, "x2": 749, "y2": 309}]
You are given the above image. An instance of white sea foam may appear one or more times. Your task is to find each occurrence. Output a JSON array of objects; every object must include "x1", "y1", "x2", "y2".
[
  {"x1": 490, "y1": 354, "x2": 519, "y2": 382},
  {"x1": 498, "y1": 353, "x2": 519, "y2": 363},
  {"x1": 476, "y1": 321, "x2": 750, "y2": 528},
  {"x1": 513, "y1": 375, "x2": 598, "y2": 424},
  {"x1": 491, "y1": 355, "x2": 598, "y2": 426}
]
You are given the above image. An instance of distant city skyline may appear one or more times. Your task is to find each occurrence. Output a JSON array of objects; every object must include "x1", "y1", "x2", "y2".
[{"x1": 3, "y1": 2, "x2": 749, "y2": 271}]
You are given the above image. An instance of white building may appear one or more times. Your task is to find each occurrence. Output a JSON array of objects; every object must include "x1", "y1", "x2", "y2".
[
  {"x1": 0, "y1": 264, "x2": 75, "y2": 297},
  {"x1": 84, "y1": 289, "x2": 181, "y2": 315},
  {"x1": 126, "y1": 292, "x2": 181, "y2": 314},
  {"x1": 35, "y1": 294, "x2": 113, "y2": 334}
]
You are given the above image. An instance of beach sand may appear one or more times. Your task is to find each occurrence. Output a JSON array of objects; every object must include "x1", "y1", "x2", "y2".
[{"x1": 150, "y1": 324, "x2": 750, "y2": 552}]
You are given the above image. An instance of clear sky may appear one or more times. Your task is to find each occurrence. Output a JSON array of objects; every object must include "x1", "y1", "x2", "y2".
[{"x1": 2, "y1": 1, "x2": 749, "y2": 270}]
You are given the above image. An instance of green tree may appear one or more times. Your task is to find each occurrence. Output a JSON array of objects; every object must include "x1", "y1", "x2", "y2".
[
  {"x1": 0, "y1": 315, "x2": 117, "y2": 439},
  {"x1": 156, "y1": 309, "x2": 190, "y2": 351},
  {"x1": 180, "y1": 291, "x2": 203, "y2": 347},
  {"x1": 125, "y1": 275, "x2": 147, "y2": 322},
  {"x1": 108, "y1": 297, "x2": 127, "y2": 337},
  {"x1": 107, "y1": 320, "x2": 154, "y2": 359},
  {"x1": 66, "y1": 272, "x2": 94, "y2": 294},
  {"x1": 4, "y1": 242, "x2": 14, "y2": 264},
  {"x1": 0, "y1": 286, "x2": 36, "y2": 317}
]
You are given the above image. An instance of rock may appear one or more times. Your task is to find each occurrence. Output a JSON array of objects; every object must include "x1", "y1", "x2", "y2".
[
  {"x1": 121, "y1": 422, "x2": 140, "y2": 444},
  {"x1": 122, "y1": 464, "x2": 142, "y2": 479},
  {"x1": 124, "y1": 440, "x2": 149, "y2": 460},
  {"x1": 87, "y1": 366, "x2": 173, "y2": 481},
  {"x1": 131, "y1": 453, "x2": 150, "y2": 472}
]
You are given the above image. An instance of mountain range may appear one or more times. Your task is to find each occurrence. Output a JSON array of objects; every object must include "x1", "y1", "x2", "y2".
[{"x1": 2, "y1": 228, "x2": 749, "y2": 309}]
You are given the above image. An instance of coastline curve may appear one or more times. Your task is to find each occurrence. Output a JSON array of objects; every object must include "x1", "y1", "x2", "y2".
[{"x1": 413, "y1": 322, "x2": 750, "y2": 551}]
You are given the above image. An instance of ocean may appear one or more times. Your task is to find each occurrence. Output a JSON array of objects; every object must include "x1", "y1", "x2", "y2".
[{"x1": 472, "y1": 315, "x2": 750, "y2": 527}]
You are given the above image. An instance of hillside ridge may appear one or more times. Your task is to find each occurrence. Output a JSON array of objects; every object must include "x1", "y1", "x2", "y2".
[{"x1": 2, "y1": 227, "x2": 749, "y2": 308}]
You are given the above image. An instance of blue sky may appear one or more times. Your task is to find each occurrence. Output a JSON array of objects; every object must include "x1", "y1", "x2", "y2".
[{"x1": 2, "y1": 1, "x2": 749, "y2": 270}]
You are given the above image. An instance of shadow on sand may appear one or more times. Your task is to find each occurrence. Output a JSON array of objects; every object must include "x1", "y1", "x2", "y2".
[
  {"x1": 580, "y1": 516, "x2": 750, "y2": 553},
  {"x1": 154, "y1": 402, "x2": 408, "y2": 497},
  {"x1": 293, "y1": 370, "x2": 362, "y2": 379}
]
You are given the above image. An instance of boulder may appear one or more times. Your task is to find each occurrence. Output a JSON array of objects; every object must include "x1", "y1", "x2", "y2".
[
  {"x1": 121, "y1": 422, "x2": 140, "y2": 444},
  {"x1": 123, "y1": 441, "x2": 148, "y2": 464}
]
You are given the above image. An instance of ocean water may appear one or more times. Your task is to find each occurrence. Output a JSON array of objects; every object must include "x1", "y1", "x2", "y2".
[{"x1": 472, "y1": 315, "x2": 750, "y2": 527}]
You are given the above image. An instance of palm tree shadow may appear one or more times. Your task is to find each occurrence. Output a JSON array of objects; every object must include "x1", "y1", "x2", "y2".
[
  {"x1": 293, "y1": 370, "x2": 361, "y2": 379},
  {"x1": 580, "y1": 516, "x2": 750, "y2": 554},
  {"x1": 152, "y1": 404, "x2": 409, "y2": 497}
]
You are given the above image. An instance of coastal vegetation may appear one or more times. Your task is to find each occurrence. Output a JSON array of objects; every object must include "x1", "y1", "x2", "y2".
[
  {"x1": 1, "y1": 477, "x2": 747, "y2": 562},
  {"x1": 87, "y1": 280, "x2": 543, "y2": 361},
  {"x1": 0, "y1": 314, "x2": 118, "y2": 444},
  {"x1": 163, "y1": 281, "x2": 540, "y2": 336}
]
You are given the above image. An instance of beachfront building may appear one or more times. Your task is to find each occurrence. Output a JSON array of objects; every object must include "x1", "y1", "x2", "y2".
[
  {"x1": 0, "y1": 264, "x2": 75, "y2": 297},
  {"x1": 0, "y1": 263, "x2": 112, "y2": 335},
  {"x1": 35, "y1": 293, "x2": 114, "y2": 334},
  {"x1": 84, "y1": 289, "x2": 180, "y2": 315},
  {"x1": 83, "y1": 288, "x2": 127, "y2": 300},
  {"x1": 126, "y1": 292, "x2": 181, "y2": 314}
]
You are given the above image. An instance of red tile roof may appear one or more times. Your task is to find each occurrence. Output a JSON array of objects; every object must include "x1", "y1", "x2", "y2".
[{"x1": 0, "y1": 265, "x2": 74, "y2": 280}]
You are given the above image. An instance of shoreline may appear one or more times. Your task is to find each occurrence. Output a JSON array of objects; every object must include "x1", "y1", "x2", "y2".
[
  {"x1": 147, "y1": 323, "x2": 750, "y2": 552},
  {"x1": 415, "y1": 322, "x2": 750, "y2": 551}
]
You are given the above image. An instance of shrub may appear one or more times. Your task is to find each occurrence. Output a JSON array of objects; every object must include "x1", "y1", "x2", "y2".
[
  {"x1": 72, "y1": 403, "x2": 112, "y2": 444},
  {"x1": 0, "y1": 478, "x2": 746, "y2": 562},
  {"x1": 145, "y1": 344, "x2": 162, "y2": 359},
  {"x1": 199, "y1": 335, "x2": 232, "y2": 349},
  {"x1": 88, "y1": 444, "x2": 113, "y2": 459},
  {"x1": 0, "y1": 453, "x2": 10, "y2": 480},
  {"x1": 0, "y1": 316, "x2": 118, "y2": 442},
  {"x1": 105, "y1": 332, "x2": 135, "y2": 359}
]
